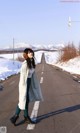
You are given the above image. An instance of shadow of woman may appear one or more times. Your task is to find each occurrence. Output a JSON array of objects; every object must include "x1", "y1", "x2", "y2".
[{"x1": 36, "y1": 104, "x2": 80, "y2": 123}]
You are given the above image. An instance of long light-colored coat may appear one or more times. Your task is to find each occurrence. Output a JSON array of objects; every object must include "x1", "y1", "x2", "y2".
[{"x1": 18, "y1": 60, "x2": 43, "y2": 110}]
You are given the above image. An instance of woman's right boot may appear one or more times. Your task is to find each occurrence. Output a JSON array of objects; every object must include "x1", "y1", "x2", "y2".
[{"x1": 10, "y1": 115, "x2": 19, "y2": 125}]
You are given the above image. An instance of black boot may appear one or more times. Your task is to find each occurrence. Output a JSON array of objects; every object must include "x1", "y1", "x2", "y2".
[
  {"x1": 10, "y1": 115, "x2": 19, "y2": 125},
  {"x1": 24, "y1": 116, "x2": 36, "y2": 124}
]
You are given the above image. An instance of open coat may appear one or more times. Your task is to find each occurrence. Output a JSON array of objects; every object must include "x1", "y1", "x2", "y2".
[{"x1": 18, "y1": 60, "x2": 43, "y2": 110}]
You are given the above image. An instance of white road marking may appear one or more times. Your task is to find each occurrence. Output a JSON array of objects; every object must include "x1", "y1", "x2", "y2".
[
  {"x1": 9, "y1": 81, "x2": 15, "y2": 85},
  {"x1": 27, "y1": 101, "x2": 40, "y2": 130},
  {"x1": 27, "y1": 76, "x2": 43, "y2": 130},
  {"x1": 40, "y1": 77, "x2": 43, "y2": 83},
  {"x1": 41, "y1": 72, "x2": 43, "y2": 75},
  {"x1": 42, "y1": 65, "x2": 44, "y2": 71}
]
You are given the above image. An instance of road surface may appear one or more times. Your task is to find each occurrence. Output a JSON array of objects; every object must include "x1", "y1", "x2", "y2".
[{"x1": 0, "y1": 55, "x2": 80, "y2": 133}]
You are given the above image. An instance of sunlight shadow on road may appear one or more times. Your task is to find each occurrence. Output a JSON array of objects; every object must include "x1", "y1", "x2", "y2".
[{"x1": 36, "y1": 104, "x2": 80, "y2": 123}]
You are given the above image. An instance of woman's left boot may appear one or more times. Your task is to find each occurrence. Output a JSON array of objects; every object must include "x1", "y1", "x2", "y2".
[
  {"x1": 24, "y1": 115, "x2": 36, "y2": 124},
  {"x1": 10, "y1": 115, "x2": 19, "y2": 125}
]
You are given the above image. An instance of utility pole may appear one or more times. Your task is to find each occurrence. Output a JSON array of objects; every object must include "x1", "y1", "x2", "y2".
[{"x1": 13, "y1": 38, "x2": 14, "y2": 64}]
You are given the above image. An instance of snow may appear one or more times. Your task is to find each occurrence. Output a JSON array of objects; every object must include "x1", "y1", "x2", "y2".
[
  {"x1": 44, "y1": 51, "x2": 60, "y2": 64},
  {"x1": 0, "y1": 42, "x2": 64, "y2": 51},
  {"x1": 35, "y1": 51, "x2": 44, "y2": 64},
  {"x1": 45, "y1": 51, "x2": 80, "y2": 75},
  {"x1": 54, "y1": 56, "x2": 80, "y2": 75},
  {"x1": 0, "y1": 51, "x2": 43, "y2": 81},
  {"x1": 0, "y1": 53, "x2": 19, "y2": 59},
  {"x1": 0, "y1": 50, "x2": 80, "y2": 81},
  {"x1": 0, "y1": 58, "x2": 21, "y2": 80}
]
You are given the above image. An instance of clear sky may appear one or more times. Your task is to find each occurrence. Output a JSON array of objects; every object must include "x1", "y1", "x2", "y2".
[{"x1": 0, "y1": 0, "x2": 80, "y2": 48}]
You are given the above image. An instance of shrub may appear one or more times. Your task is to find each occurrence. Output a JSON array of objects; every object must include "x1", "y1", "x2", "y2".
[{"x1": 59, "y1": 43, "x2": 77, "y2": 62}]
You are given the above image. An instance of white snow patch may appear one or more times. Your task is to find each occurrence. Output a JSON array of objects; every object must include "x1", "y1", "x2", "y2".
[{"x1": 54, "y1": 56, "x2": 80, "y2": 75}]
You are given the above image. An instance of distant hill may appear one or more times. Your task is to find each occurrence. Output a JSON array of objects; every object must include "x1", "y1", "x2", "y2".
[{"x1": 0, "y1": 43, "x2": 64, "y2": 54}]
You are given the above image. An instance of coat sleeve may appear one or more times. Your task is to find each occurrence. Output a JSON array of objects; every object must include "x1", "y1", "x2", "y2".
[
  {"x1": 18, "y1": 61, "x2": 29, "y2": 110},
  {"x1": 19, "y1": 62, "x2": 28, "y2": 86}
]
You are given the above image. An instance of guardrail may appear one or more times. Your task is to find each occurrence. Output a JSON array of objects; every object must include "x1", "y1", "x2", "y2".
[{"x1": 0, "y1": 49, "x2": 59, "y2": 54}]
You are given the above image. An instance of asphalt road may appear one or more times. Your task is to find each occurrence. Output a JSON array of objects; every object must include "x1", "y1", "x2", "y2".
[{"x1": 0, "y1": 55, "x2": 80, "y2": 133}]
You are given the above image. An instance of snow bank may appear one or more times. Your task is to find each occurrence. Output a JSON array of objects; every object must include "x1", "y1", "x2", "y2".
[
  {"x1": 0, "y1": 53, "x2": 19, "y2": 59},
  {"x1": 44, "y1": 51, "x2": 59, "y2": 64},
  {"x1": 54, "y1": 56, "x2": 80, "y2": 75},
  {"x1": 44, "y1": 52, "x2": 80, "y2": 75},
  {"x1": 0, "y1": 58, "x2": 21, "y2": 80},
  {"x1": 0, "y1": 51, "x2": 43, "y2": 80},
  {"x1": 1, "y1": 51, "x2": 80, "y2": 81},
  {"x1": 35, "y1": 51, "x2": 43, "y2": 64}
]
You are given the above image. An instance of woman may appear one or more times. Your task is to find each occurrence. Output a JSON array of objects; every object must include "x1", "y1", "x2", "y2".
[{"x1": 10, "y1": 48, "x2": 43, "y2": 125}]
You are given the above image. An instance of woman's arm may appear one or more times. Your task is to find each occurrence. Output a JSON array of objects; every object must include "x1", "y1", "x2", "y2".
[{"x1": 19, "y1": 61, "x2": 28, "y2": 85}]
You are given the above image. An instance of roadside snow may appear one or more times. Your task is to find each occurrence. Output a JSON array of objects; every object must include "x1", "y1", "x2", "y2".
[
  {"x1": 0, "y1": 51, "x2": 80, "y2": 81},
  {"x1": 0, "y1": 51, "x2": 43, "y2": 81},
  {"x1": 54, "y1": 56, "x2": 80, "y2": 75},
  {"x1": 44, "y1": 51, "x2": 59, "y2": 64},
  {"x1": 0, "y1": 58, "x2": 21, "y2": 80},
  {"x1": 35, "y1": 51, "x2": 44, "y2": 64},
  {"x1": 0, "y1": 53, "x2": 19, "y2": 59},
  {"x1": 44, "y1": 52, "x2": 80, "y2": 75}
]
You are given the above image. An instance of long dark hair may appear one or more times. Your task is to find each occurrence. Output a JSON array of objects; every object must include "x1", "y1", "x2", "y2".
[{"x1": 24, "y1": 48, "x2": 36, "y2": 69}]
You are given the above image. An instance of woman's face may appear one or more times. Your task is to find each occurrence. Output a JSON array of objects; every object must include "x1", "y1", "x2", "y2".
[
  {"x1": 27, "y1": 51, "x2": 33, "y2": 59},
  {"x1": 23, "y1": 52, "x2": 28, "y2": 59}
]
